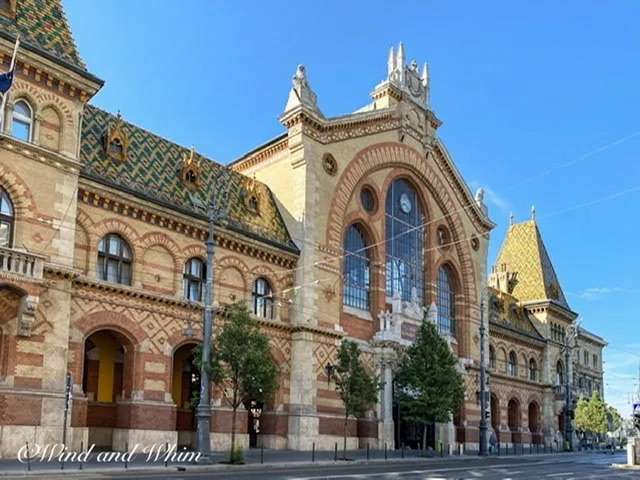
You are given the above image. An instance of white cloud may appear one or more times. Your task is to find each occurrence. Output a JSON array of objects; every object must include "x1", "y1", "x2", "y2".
[{"x1": 567, "y1": 287, "x2": 640, "y2": 301}]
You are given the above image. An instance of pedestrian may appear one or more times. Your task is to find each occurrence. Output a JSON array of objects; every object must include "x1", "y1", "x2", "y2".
[{"x1": 489, "y1": 431, "x2": 497, "y2": 454}]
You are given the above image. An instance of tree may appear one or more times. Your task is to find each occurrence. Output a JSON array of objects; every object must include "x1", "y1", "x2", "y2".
[
  {"x1": 197, "y1": 302, "x2": 278, "y2": 463},
  {"x1": 575, "y1": 392, "x2": 608, "y2": 436},
  {"x1": 607, "y1": 404, "x2": 622, "y2": 433},
  {"x1": 333, "y1": 340, "x2": 378, "y2": 458},
  {"x1": 394, "y1": 319, "x2": 465, "y2": 452}
]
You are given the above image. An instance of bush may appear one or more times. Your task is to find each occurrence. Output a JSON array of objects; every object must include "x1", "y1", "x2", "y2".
[{"x1": 229, "y1": 446, "x2": 244, "y2": 464}]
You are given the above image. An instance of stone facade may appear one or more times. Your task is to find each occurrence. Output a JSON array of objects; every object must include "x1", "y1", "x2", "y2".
[{"x1": 0, "y1": 1, "x2": 605, "y2": 458}]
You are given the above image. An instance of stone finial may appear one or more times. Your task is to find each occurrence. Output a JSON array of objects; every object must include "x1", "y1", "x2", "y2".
[
  {"x1": 509, "y1": 212, "x2": 515, "y2": 226},
  {"x1": 396, "y1": 42, "x2": 406, "y2": 81},
  {"x1": 531, "y1": 205, "x2": 536, "y2": 221},
  {"x1": 475, "y1": 187, "x2": 487, "y2": 215},
  {"x1": 283, "y1": 64, "x2": 323, "y2": 116},
  {"x1": 383, "y1": 42, "x2": 429, "y2": 106},
  {"x1": 387, "y1": 46, "x2": 396, "y2": 76}
]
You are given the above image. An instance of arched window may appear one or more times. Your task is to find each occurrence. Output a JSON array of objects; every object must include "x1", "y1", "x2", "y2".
[
  {"x1": 252, "y1": 277, "x2": 273, "y2": 319},
  {"x1": 12, "y1": 99, "x2": 33, "y2": 142},
  {"x1": 556, "y1": 360, "x2": 564, "y2": 386},
  {"x1": 436, "y1": 266, "x2": 456, "y2": 335},
  {"x1": 529, "y1": 358, "x2": 538, "y2": 382},
  {"x1": 508, "y1": 398, "x2": 520, "y2": 432},
  {"x1": 489, "y1": 345, "x2": 496, "y2": 370},
  {"x1": 0, "y1": 187, "x2": 14, "y2": 248},
  {"x1": 97, "y1": 233, "x2": 132, "y2": 285},
  {"x1": 385, "y1": 179, "x2": 424, "y2": 303},
  {"x1": 343, "y1": 224, "x2": 370, "y2": 310},
  {"x1": 508, "y1": 351, "x2": 517, "y2": 376},
  {"x1": 183, "y1": 257, "x2": 205, "y2": 302}
]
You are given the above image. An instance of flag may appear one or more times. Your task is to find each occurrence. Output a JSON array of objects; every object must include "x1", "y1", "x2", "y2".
[{"x1": 0, "y1": 36, "x2": 20, "y2": 126}]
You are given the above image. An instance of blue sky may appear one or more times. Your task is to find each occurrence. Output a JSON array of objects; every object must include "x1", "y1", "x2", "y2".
[{"x1": 65, "y1": 1, "x2": 640, "y2": 415}]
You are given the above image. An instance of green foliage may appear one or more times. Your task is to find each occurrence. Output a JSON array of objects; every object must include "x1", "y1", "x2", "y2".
[
  {"x1": 195, "y1": 301, "x2": 279, "y2": 461},
  {"x1": 334, "y1": 340, "x2": 378, "y2": 419},
  {"x1": 333, "y1": 340, "x2": 378, "y2": 455},
  {"x1": 575, "y1": 392, "x2": 608, "y2": 434},
  {"x1": 607, "y1": 404, "x2": 622, "y2": 432},
  {"x1": 229, "y1": 446, "x2": 244, "y2": 464},
  {"x1": 395, "y1": 320, "x2": 465, "y2": 426}
]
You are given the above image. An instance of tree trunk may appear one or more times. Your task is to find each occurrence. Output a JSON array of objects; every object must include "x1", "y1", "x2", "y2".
[
  {"x1": 343, "y1": 412, "x2": 348, "y2": 459},
  {"x1": 230, "y1": 387, "x2": 238, "y2": 462},
  {"x1": 422, "y1": 424, "x2": 427, "y2": 454}
]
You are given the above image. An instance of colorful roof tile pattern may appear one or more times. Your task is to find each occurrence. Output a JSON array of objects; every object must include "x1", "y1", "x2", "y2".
[
  {"x1": 80, "y1": 105, "x2": 296, "y2": 252},
  {"x1": 0, "y1": 0, "x2": 85, "y2": 70},
  {"x1": 488, "y1": 287, "x2": 544, "y2": 339},
  {"x1": 493, "y1": 220, "x2": 570, "y2": 309}
]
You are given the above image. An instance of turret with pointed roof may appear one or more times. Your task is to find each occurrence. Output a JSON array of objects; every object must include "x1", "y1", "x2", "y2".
[{"x1": 490, "y1": 218, "x2": 570, "y2": 311}]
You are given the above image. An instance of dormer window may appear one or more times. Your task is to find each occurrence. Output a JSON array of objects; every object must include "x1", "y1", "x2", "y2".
[
  {"x1": 184, "y1": 169, "x2": 197, "y2": 184},
  {"x1": 180, "y1": 148, "x2": 201, "y2": 189},
  {"x1": 103, "y1": 112, "x2": 129, "y2": 162}
]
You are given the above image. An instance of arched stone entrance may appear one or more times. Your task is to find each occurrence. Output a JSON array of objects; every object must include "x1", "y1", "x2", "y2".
[
  {"x1": 528, "y1": 402, "x2": 541, "y2": 444},
  {"x1": 490, "y1": 393, "x2": 500, "y2": 441},
  {"x1": 82, "y1": 329, "x2": 134, "y2": 449},
  {"x1": 172, "y1": 342, "x2": 199, "y2": 448},
  {"x1": 507, "y1": 398, "x2": 521, "y2": 444}
]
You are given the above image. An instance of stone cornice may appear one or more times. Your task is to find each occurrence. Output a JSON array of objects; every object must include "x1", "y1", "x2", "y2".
[
  {"x1": 522, "y1": 299, "x2": 578, "y2": 321},
  {"x1": 489, "y1": 320, "x2": 546, "y2": 348},
  {"x1": 78, "y1": 181, "x2": 298, "y2": 269},
  {"x1": 229, "y1": 135, "x2": 288, "y2": 173},
  {"x1": 0, "y1": 133, "x2": 81, "y2": 173}
]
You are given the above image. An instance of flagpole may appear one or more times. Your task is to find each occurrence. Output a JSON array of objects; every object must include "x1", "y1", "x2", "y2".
[{"x1": 0, "y1": 35, "x2": 20, "y2": 132}]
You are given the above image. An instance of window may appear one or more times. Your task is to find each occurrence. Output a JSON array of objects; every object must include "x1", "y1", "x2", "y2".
[
  {"x1": 556, "y1": 360, "x2": 564, "y2": 386},
  {"x1": 385, "y1": 179, "x2": 424, "y2": 303},
  {"x1": 592, "y1": 354, "x2": 598, "y2": 368},
  {"x1": 583, "y1": 351, "x2": 588, "y2": 365},
  {"x1": 360, "y1": 186, "x2": 377, "y2": 213},
  {"x1": 12, "y1": 100, "x2": 33, "y2": 142},
  {"x1": 489, "y1": 346, "x2": 496, "y2": 369},
  {"x1": 97, "y1": 233, "x2": 132, "y2": 285},
  {"x1": 436, "y1": 266, "x2": 456, "y2": 335},
  {"x1": 0, "y1": 187, "x2": 13, "y2": 247},
  {"x1": 252, "y1": 277, "x2": 273, "y2": 319},
  {"x1": 343, "y1": 224, "x2": 371, "y2": 310},
  {"x1": 183, "y1": 257, "x2": 205, "y2": 302},
  {"x1": 508, "y1": 351, "x2": 517, "y2": 376},
  {"x1": 529, "y1": 358, "x2": 538, "y2": 382}
]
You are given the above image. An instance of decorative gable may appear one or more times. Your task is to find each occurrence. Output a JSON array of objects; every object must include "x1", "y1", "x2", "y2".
[
  {"x1": 103, "y1": 112, "x2": 129, "y2": 162},
  {"x1": 180, "y1": 147, "x2": 201, "y2": 189}
]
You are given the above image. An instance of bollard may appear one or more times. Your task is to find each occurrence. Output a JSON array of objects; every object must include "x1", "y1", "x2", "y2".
[
  {"x1": 261, "y1": 442, "x2": 264, "y2": 464},
  {"x1": 334, "y1": 442, "x2": 338, "y2": 462},
  {"x1": 384, "y1": 443, "x2": 388, "y2": 460},
  {"x1": 25, "y1": 442, "x2": 31, "y2": 472},
  {"x1": 125, "y1": 442, "x2": 128, "y2": 469},
  {"x1": 366, "y1": 443, "x2": 370, "y2": 461},
  {"x1": 79, "y1": 440, "x2": 83, "y2": 470},
  {"x1": 312, "y1": 442, "x2": 315, "y2": 463}
]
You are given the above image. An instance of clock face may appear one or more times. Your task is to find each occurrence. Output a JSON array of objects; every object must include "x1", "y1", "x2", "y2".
[{"x1": 399, "y1": 193, "x2": 412, "y2": 214}]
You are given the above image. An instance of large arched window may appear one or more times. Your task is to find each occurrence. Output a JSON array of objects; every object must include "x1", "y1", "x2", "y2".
[
  {"x1": 436, "y1": 266, "x2": 456, "y2": 335},
  {"x1": 0, "y1": 187, "x2": 14, "y2": 248},
  {"x1": 385, "y1": 178, "x2": 424, "y2": 303},
  {"x1": 183, "y1": 257, "x2": 205, "y2": 302},
  {"x1": 252, "y1": 277, "x2": 273, "y2": 319},
  {"x1": 489, "y1": 345, "x2": 496, "y2": 370},
  {"x1": 343, "y1": 224, "x2": 371, "y2": 310},
  {"x1": 97, "y1": 233, "x2": 132, "y2": 285},
  {"x1": 529, "y1": 358, "x2": 538, "y2": 382},
  {"x1": 556, "y1": 360, "x2": 564, "y2": 386},
  {"x1": 12, "y1": 99, "x2": 33, "y2": 143},
  {"x1": 507, "y1": 351, "x2": 517, "y2": 376}
]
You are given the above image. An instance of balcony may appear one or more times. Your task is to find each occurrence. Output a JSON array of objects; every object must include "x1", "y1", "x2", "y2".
[{"x1": 0, "y1": 246, "x2": 45, "y2": 281}]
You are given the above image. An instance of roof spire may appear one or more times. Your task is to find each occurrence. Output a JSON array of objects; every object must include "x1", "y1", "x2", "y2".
[
  {"x1": 531, "y1": 205, "x2": 536, "y2": 221},
  {"x1": 387, "y1": 46, "x2": 396, "y2": 76},
  {"x1": 509, "y1": 212, "x2": 515, "y2": 226}
]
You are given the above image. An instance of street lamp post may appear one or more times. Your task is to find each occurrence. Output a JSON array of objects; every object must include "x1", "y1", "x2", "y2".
[
  {"x1": 195, "y1": 196, "x2": 218, "y2": 461},
  {"x1": 563, "y1": 324, "x2": 577, "y2": 452},
  {"x1": 478, "y1": 300, "x2": 488, "y2": 456}
]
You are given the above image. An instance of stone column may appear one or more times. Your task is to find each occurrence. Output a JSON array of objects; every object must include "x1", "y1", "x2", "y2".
[
  {"x1": 378, "y1": 353, "x2": 395, "y2": 448},
  {"x1": 287, "y1": 330, "x2": 318, "y2": 450}
]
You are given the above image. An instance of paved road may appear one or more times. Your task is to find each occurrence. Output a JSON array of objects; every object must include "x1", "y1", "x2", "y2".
[{"x1": 2, "y1": 452, "x2": 634, "y2": 480}]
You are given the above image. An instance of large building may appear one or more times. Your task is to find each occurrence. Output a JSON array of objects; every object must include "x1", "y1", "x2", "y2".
[{"x1": 0, "y1": 0, "x2": 604, "y2": 457}]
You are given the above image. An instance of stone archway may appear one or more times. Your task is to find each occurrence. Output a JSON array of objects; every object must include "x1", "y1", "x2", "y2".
[
  {"x1": 172, "y1": 342, "x2": 200, "y2": 448},
  {"x1": 508, "y1": 398, "x2": 521, "y2": 444},
  {"x1": 82, "y1": 329, "x2": 135, "y2": 449},
  {"x1": 490, "y1": 393, "x2": 500, "y2": 440},
  {"x1": 528, "y1": 401, "x2": 541, "y2": 444}
]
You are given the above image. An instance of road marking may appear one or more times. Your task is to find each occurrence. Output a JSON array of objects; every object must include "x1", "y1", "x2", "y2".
[{"x1": 546, "y1": 473, "x2": 574, "y2": 477}]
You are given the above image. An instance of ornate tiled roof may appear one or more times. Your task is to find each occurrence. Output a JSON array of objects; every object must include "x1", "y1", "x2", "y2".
[
  {"x1": 80, "y1": 104, "x2": 296, "y2": 252},
  {"x1": 488, "y1": 287, "x2": 544, "y2": 340},
  {"x1": 0, "y1": 0, "x2": 85, "y2": 70},
  {"x1": 493, "y1": 220, "x2": 570, "y2": 309}
]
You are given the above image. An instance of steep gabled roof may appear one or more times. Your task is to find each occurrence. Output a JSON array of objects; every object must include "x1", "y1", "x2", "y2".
[
  {"x1": 0, "y1": 0, "x2": 85, "y2": 70},
  {"x1": 494, "y1": 220, "x2": 570, "y2": 309},
  {"x1": 80, "y1": 105, "x2": 297, "y2": 253}
]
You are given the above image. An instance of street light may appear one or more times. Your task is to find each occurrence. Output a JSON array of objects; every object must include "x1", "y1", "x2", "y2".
[
  {"x1": 563, "y1": 323, "x2": 578, "y2": 452},
  {"x1": 478, "y1": 300, "x2": 488, "y2": 456}
]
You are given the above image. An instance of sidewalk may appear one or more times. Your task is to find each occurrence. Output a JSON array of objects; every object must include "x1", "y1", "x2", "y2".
[{"x1": 0, "y1": 446, "x2": 600, "y2": 477}]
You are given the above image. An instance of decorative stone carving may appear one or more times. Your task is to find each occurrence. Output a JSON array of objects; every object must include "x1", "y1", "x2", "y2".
[
  {"x1": 103, "y1": 111, "x2": 129, "y2": 162},
  {"x1": 386, "y1": 43, "x2": 429, "y2": 106},
  {"x1": 322, "y1": 153, "x2": 337, "y2": 176},
  {"x1": 17, "y1": 295, "x2": 38, "y2": 337},
  {"x1": 243, "y1": 176, "x2": 261, "y2": 214},
  {"x1": 283, "y1": 64, "x2": 323, "y2": 116}
]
